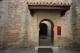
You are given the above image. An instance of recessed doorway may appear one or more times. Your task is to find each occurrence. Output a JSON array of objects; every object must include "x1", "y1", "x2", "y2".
[{"x1": 39, "y1": 19, "x2": 54, "y2": 46}]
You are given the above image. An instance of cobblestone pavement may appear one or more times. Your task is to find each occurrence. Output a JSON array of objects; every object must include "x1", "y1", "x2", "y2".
[{"x1": 0, "y1": 48, "x2": 80, "y2": 53}]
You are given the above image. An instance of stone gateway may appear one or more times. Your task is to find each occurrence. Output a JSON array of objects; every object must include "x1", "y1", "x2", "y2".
[{"x1": 0, "y1": 0, "x2": 80, "y2": 48}]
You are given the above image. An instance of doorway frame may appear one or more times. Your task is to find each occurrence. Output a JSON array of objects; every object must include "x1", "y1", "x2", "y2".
[{"x1": 39, "y1": 19, "x2": 54, "y2": 45}]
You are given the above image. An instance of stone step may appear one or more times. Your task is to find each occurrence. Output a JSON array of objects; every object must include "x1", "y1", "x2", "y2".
[
  {"x1": 39, "y1": 39, "x2": 52, "y2": 46},
  {"x1": 35, "y1": 46, "x2": 59, "y2": 51},
  {"x1": 38, "y1": 48, "x2": 53, "y2": 53}
]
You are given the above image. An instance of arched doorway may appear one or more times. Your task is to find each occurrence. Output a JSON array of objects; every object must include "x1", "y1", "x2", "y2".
[
  {"x1": 39, "y1": 19, "x2": 54, "y2": 46},
  {"x1": 39, "y1": 23, "x2": 48, "y2": 39}
]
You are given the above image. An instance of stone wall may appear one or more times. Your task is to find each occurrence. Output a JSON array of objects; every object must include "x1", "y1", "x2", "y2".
[
  {"x1": 31, "y1": 10, "x2": 72, "y2": 47},
  {"x1": 4, "y1": 0, "x2": 37, "y2": 48},
  {"x1": 72, "y1": 0, "x2": 80, "y2": 48},
  {"x1": 0, "y1": 0, "x2": 8, "y2": 48},
  {"x1": 58, "y1": 7, "x2": 73, "y2": 48},
  {"x1": 0, "y1": 0, "x2": 39, "y2": 48},
  {"x1": 0, "y1": 0, "x2": 73, "y2": 48},
  {"x1": 0, "y1": 0, "x2": 30, "y2": 48},
  {"x1": 6, "y1": 0, "x2": 30, "y2": 48}
]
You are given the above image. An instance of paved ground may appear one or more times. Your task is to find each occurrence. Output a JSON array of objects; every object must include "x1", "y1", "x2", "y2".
[
  {"x1": 38, "y1": 48, "x2": 53, "y2": 53},
  {"x1": 0, "y1": 47, "x2": 80, "y2": 53},
  {"x1": 0, "y1": 48, "x2": 36, "y2": 53}
]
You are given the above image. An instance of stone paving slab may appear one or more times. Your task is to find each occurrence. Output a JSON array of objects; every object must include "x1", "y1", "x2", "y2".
[
  {"x1": 0, "y1": 48, "x2": 80, "y2": 53},
  {"x1": 0, "y1": 48, "x2": 36, "y2": 53},
  {"x1": 38, "y1": 48, "x2": 53, "y2": 53}
]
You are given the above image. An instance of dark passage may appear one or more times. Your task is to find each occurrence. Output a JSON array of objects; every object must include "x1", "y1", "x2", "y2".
[
  {"x1": 39, "y1": 23, "x2": 48, "y2": 39},
  {"x1": 38, "y1": 48, "x2": 53, "y2": 53},
  {"x1": 39, "y1": 23, "x2": 47, "y2": 36}
]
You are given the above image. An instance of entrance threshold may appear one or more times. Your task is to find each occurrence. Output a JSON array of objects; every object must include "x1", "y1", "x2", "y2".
[
  {"x1": 35, "y1": 46, "x2": 59, "y2": 51},
  {"x1": 38, "y1": 48, "x2": 53, "y2": 53}
]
